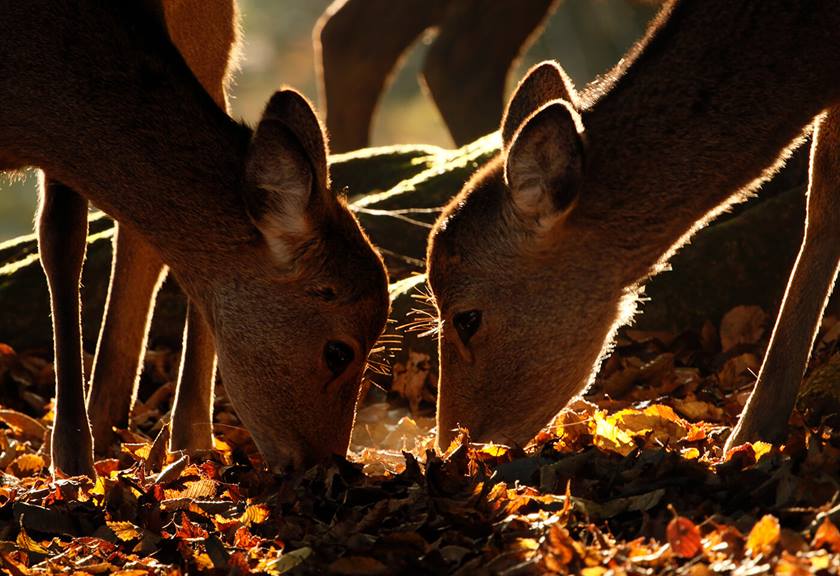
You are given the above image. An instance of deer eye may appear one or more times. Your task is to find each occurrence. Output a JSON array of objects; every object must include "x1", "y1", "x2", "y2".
[
  {"x1": 311, "y1": 286, "x2": 337, "y2": 301},
  {"x1": 324, "y1": 341, "x2": 354, "y2": 376},
  {"x1": 453, "y1": 310, "x2": 482, "y2": 345}
]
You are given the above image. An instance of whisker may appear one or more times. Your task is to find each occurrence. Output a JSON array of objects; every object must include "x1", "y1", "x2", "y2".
[
  {"x1": 365, "y1": 320, "x2": 404, "y2": 378},
  {"x1": 361, "y1": 375, "x2": 387, "y2": 394}
]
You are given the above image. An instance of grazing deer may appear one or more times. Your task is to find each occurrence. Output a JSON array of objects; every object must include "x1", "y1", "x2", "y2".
[
  {"x1": 86, "y1": 0, "x2": 239, "y2": 460},
  {"x1": 0, "y1": 0, "x2": 389, "y2": 477},
  {"x1": 427, "y1": 1, "x2": 840, "y2": 451},
  {"x1": 315, "y1": 0, "x2": 559, "y2": 151},
  {"x1": 315, "y1": 0, "x2": 663, "y2": 153}
]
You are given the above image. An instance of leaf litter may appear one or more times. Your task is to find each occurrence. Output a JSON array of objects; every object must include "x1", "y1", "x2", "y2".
[{"x1": 0, "y1": 309, "x2": 837, "y2": 573}]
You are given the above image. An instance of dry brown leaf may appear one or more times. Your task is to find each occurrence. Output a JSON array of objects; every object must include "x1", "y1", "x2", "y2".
[
  {"x1": 0, "y1": 410, "x2": 46, "y2": 441},
  {"x1": 8, "y1": 454, "x2": 45, "y2": 477},
  {"x1": 719, "y1": 306, "x2": 767, "y2": 352},
  {"x1": 328, "y1": 556, "x2": 389, "y2": 575}
]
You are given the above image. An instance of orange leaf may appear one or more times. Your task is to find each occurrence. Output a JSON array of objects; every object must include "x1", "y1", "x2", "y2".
[
  {"x1": 746, "y1": 514, "x2": 780, "y2": 557},
  {"x1": 233, "y1": 526, "x2": 262, "y2": 550},
  {"x1": 175, "y1": 513, "x2": 209, "y2": 540},
  {"x1": 239, "y1": 504, "x2": 271, "y2": 526},
  {"x1": 667, "y1": 516, "x2": 702, "y2": 558},
  {"x1": 812, "y1": 518, "x2": 840, "y2": 553},
  {"x1": 8, "y1": 454, "x2": 45, "y2": 477},
  {"x1": 546, "y1": 524, "x2": 577, "y2": 567}
]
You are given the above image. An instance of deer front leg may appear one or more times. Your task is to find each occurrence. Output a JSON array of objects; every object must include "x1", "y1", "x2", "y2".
[
  {"x1": 422, "y1": 0, "x2": 559, "y2": 146},
  {"x1": 314, "y1": 0, "x2": 447, "y2": 152},
  {"x1": 726, "y1": 109, "x2": 840, "y2": 451},
  {"x1": 87, "y1": 224, "x2": 165, "y2": 456},
  {"x1": 38, "y1": 178, "x2": 95, "y2": 478},
  {"x1": 169, "y1": 302, "x2": 217, "y2": 453}
]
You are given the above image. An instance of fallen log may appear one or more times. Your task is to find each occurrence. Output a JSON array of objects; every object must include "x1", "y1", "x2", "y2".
[
  {"x1": 0, "y1": 138, "x2": 495, "y2": 349},
  {"x1": 0, "y1": 134, "x2": 827, "y2": 374}
]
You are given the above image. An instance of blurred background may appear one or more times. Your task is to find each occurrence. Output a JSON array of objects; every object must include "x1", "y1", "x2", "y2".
[{"x1": 0, "y1": 0, "x2": 656, "y2": 241}]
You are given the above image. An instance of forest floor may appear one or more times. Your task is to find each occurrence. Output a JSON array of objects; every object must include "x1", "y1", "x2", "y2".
[{"x1": 0, "y1": 305, "x2": 839, "y2": 574}]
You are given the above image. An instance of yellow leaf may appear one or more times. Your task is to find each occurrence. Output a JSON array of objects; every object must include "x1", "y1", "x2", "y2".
[
  {"x1": 614, "y1": 405, "x2": 690, "y2": 445},
  {"x1": 808, "y1": 551, "x2": 831, "y2": 570},
  {"x1": 752, "y1": 441, "x2": 772, "y2": 461},
  {"x1": 746, "y1": 514, "x2": 780, "y2": 557},
  {"x1": 192, "y1": 551, "x2": 214, "y2": 571},
  {"x1": 515, "y1": 538, "x2": 539, "y2": 551},
  {"x1": 91, "y1": 477, "x2": 108, "y2": 497},
  {"x1": 107, "y1": 520, "x2": 142, "y2": 542},
  {"x1": 240, "y1": 504, "x2": 271, "y2": 526},
  {"x1": 16, "y1": 526, "x2": 49, "y2": 554},
  {"x1": 476, "y1": 443, "x2": 509, "y2": 458},
  {"x1": 593, "y1": 412, "x2": 636, "y2": 456},
  {"x1": 680, "y1": 447, "x2": 700, "y2": 460},
  {"x1": 580, "y1": 568, "x2": 608, "y2": 576},
  {"x1": 213, "y1": 436, "x2": 232, "y2": 453},
  {"x1": 121, "y1": 443, "x2": 151, "y2": 461}
]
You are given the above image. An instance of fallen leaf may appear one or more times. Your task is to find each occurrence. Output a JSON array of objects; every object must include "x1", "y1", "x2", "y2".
[
  {"x1": 107, "y1": 520, "x2": 142, "y2": 542},
  {"x1": 667, "y1": 515, "x2": 702, "y2": 558},
  {"x1": 0, "y1": 409, "x2": 46, "y2": 441},
  {"x1": 812, "y1": 517, "x2": 840, "y2": 553},
  {"x1": 746, "y1": 514, "x2": 781, "y2": 557},
  {"x1": 719, "y1": 306, "x2": 767, "y2": 352}
]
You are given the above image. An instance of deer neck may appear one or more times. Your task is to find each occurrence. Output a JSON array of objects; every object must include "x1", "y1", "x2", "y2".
[
  {"x1": 574, "y1": 0, "x2": 840, "y2": 285},
  {"x1": 1, "y1": 2, "x2": 259, "y2": 276}
]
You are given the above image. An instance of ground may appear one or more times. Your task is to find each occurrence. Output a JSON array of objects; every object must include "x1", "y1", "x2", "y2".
[{"x1": 0, "y1": 305, "x2": 839, "y2": 574}]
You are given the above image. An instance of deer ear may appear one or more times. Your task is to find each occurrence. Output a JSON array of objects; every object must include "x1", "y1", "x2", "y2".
[
  {"x1": 501, "y1": 61, "x2": 577, "y2": 150},
  {"x1": 505, "y1": 100, "x2": 584, "y2": 228},
  {"x1": 245, "y1": 90, "x2": 331, "y2": 262}
]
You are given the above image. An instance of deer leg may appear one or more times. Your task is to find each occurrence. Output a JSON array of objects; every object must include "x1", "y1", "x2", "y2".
[
  {"x1": 169, "y1": 302, "x2": 217, "y2": 452},
  {"x1": 314, "y1": 0, "x2": 446, "y2": 152},
  {"x1": 422, "y1": 0, "x2": 559, "y2": 146},
  {"x1": 38, "y1": 178, "x2": 95, "y2": 477},
  {"x1": 726, "y1": 109, "x2": 840, "y2": 451},
  {"x1": 87, "y1": 224, "x2": 165, "y2": 456}
]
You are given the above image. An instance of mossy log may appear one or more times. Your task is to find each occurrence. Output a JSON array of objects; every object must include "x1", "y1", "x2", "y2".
[
  {"x1": 0, "y1": 133, "x2": 831, "y2": 376},
  {"x1": 0, "y1": 137, "x2": 497, "y2": 350}
]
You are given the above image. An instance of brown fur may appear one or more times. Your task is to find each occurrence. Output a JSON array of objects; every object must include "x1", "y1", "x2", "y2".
[
  {"x1": 1, "y1": 0, "x2": 389, "y2": 475},
  {"x1": 315, "y1": 0, "x2": 558, "y2": 150},
  {"x1": 428, "y1": 0, "x2": 840, "y2": 450},
  {"x1": 88, "y1": 0, "x2": 238, "y2": 459}
]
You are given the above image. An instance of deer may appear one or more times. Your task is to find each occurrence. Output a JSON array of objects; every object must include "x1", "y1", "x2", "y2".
[
  {"x1": 0, "y1": 0, "x2": 390, "y2": 477},
  {"x1": 314, "y1": 0, "x2": 664, "y2": 153},
  {"x1": 426, "y1": 0, "x2": 840, "y2": 453},
  {"x1": 314, "y1": 0, "x2": 560, "y2": 152},
  {"x1": 85, "y1": 0, "x2": 239, "y2": 461}
]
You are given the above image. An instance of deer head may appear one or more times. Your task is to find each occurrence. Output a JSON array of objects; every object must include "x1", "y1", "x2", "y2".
[
  {"x1": 185, "y1": 90, "x2": 390, "y2": 472},
  {"x1": 427, "y1": 62, "x2": 635, "y2": 449}
]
